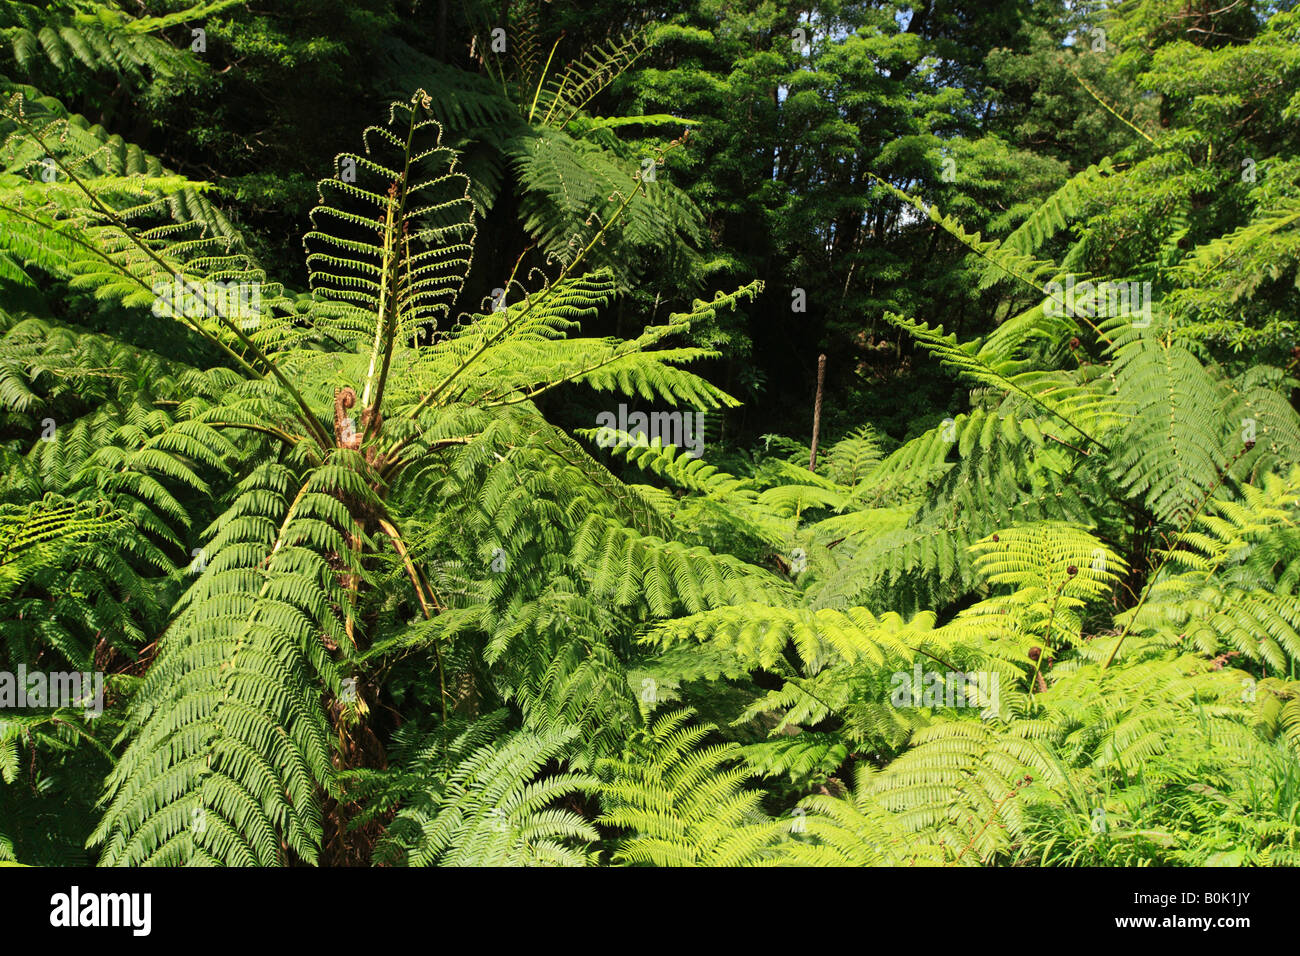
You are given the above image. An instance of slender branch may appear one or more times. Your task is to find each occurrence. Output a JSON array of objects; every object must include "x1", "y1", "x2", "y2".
[
  {"x1": 205, "y1": 420, "x2": 304, "y2": 447},
  {"x1": 1069, "y1": 66, "x2": 1157, "y2": 145},
  {"x1": 528, "y1": 34, "x2": 565, "y2": 124},
  {"x1": 809, "y1": 353, "x2": 827, "y2": 471},
  {"x1": 377, "y1": 516, "x2": 448, "y2": 722},
  {"x1": 362, "y1": 96, "x2": 423, "y2": 430}
]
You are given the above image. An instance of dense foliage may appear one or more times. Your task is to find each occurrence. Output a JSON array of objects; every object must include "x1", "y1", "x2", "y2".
[{"x1": 1, "y1": 0, "x2": 1298, "y2": 867}]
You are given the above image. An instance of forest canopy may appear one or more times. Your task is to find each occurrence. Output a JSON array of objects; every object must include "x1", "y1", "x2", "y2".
[{"x1": 0, "y1": 0, "x2": 1299, "y2": 868}]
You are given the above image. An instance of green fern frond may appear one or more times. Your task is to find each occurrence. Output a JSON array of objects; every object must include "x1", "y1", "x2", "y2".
[
  {"x1": 302, "y1": 90, "x2": 476, "y2": 372},
  {"x1": 90, "y1": 461, "x2": 357, "y2": 866},
  {"x1": 376, "y1": 723, "x2": 598, "y2": 867},
  {"x1": 598, "y1": 708, "x2": 788, "y2": 866}
]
